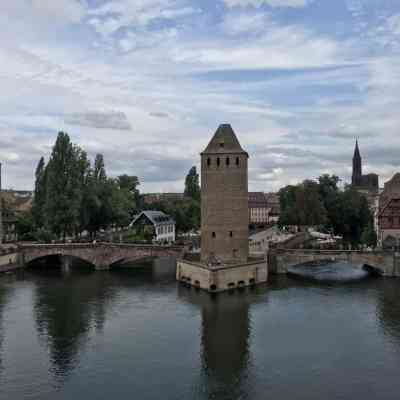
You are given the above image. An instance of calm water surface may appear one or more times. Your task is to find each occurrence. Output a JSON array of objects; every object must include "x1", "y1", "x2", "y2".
[{"x1": 1, "y1": 258, "x2": 400, "y2": 400}]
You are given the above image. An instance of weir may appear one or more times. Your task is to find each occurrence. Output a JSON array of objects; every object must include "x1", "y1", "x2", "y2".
[{"x1": 268, "y1": 248, "x2": 400, "y2": 278}]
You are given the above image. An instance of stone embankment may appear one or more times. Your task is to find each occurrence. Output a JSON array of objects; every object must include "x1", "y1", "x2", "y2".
[{"x1": 0, "y1": 245, "x2": 20, "y2": 273}]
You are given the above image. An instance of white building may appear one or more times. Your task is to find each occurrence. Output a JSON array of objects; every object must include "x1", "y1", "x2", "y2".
[{"x1": 129, "y1": 211, "x2": 176, "y2": 243}]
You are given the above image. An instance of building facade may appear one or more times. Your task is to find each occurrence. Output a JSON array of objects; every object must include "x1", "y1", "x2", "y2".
[
  {"x1": 129, "y1": 210, "x2": 176, "y2": 243},
  {"x1": 248, "y1": 192, "x2": 269, "y2": 226},
  {"x1": 378, "y1": 198, "x2": 400, "y2": 248},
  {"x1": 201, "y1": 124, "x2": 249, "y2": 264},
  {"x1": 378, "y1": 173, "x2": 400, "y2": 248},
  {"x1": 142, "y1": 193, "x2": 185, "y2": 205},
  {"x1": 265, "y1": 192, "x2": 280, "y2": 223}
]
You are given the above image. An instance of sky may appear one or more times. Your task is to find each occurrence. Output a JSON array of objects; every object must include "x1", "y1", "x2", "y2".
[{"x1": 1, "y1": 0, "x2": 400, "y2": 193}]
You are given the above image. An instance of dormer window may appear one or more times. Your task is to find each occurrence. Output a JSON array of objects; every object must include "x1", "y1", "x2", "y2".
[{"x1": 219, "y1": 142, "x2": 224, "y2": 148}]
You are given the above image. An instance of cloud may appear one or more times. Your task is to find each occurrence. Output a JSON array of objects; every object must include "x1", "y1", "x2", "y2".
[
  {"x1": 220, "y1": 10, "x2": 271, "y2": 36},
  {"x1": 31, "y1": 0, "x2": 86, "y2": 24},
  {"x1": 1, "y1": 0, "x2": 400, "y2": 195},
  {"x1": 223, "y1": 0, "x2": 313, "y2": 8},
  {"x1": 64, "y1": 112, "x2": 132, "y2": 130},
  {"x1": 88, "y1": 0, "x2": 199, "y2": 38},
  {"x1": 149, "y1": 112, "x2": 170, "y2": 118}
]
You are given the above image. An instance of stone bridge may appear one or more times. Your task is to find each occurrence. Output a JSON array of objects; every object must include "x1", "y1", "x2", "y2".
[
  {"x1": 19, "y1": 243, "x2": 186, "y2": 270},
  {"x1": 268, "y1": 248, "x2": 400, "y2": 277}
]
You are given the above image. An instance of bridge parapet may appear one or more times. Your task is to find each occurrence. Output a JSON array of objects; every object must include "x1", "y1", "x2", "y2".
[
  {"x1": 268, "y1": 248, "x2": 400, "y2": 277},
  {"x1": 18, "y1": 242, "x2": 185, "y2": 270}
]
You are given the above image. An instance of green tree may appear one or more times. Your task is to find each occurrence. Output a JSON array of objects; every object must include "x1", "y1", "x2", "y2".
[
  {"x1": 15, "y1": 211, "x2": 35, "y2": 241},
  {"x1": 279, "y1": 181, "x2": 326, "y2": 227},
  {"x1": 32, "y1": 157, "x2": 47, "y2": 229},
  {"x1": 361, "y1": 222, "x2": 378, "y2": 248},
  {"x1": 278, "y1": 175, "x2": 374, "y2": 246},
  {"x1": 45, "y1": 132, "x2": 82, "y2": 239},
  {"x1": 184, "y1": 166, "x2": 200, "y2": 202}
]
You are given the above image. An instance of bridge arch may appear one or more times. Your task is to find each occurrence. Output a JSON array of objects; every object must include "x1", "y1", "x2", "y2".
[
  {"x1": 19, "y1": 243, "x2": 185, "y2": 271},
  {"x1": 24, "y1": 253, "x2": 97, "y2": 269}
]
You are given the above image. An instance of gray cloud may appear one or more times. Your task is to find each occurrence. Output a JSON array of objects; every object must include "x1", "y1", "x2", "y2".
[
  {"x1": 64, "y1": 112, "x2": 132, "y2": 130},
  {"x1": 149, "y1": 112, "x2": 170, "y2": 119}
]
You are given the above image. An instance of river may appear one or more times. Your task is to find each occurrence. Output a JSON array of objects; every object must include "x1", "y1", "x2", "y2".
[{"x1": 0, "y1": 258, "x2": 400, "y2": 400}]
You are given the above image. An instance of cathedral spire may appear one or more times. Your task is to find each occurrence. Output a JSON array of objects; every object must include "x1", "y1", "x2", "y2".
[
  {"x1": 352, "y1": 139, "x2": 362, "y2": 186},
  {"x1": 354, "y1": 139, "x2": 361, "y2": 159}
]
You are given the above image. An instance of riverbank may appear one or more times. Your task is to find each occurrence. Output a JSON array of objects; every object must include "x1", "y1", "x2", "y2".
[{"x1": 0, "y1": 246, "x2": 20, "y2": 273}]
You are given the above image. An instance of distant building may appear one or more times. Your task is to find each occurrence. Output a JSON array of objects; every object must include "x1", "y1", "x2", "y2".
[
  {"x1": 129, "y1": 210, "x2": 175, "y2": 243},
  {"x1": 265, "y1": 192, "x2": 280, "y2": 223},
  {"x1": 248, "y1": 192, "x2": 269, "y2": 226},
  {"x1": 0, "y1": 190, "x2": 33, "y2": 242},
  {"x1": 142, "y1": 193, "x2": 185, "y2": 205},
  {"x1": 378, "y1": 198, "x2": 400, "y2": 248},
  {"x1": 377, "y1": 173, "x2": 400, "y2": 248},
  {"x1": 352, "y1": 140, "x2": 379, "y2": 194}
]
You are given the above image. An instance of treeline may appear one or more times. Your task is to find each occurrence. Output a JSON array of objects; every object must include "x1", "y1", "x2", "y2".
[
  {"x1": 143, "y1": 166, "x2": 201, "y2": 232},
  {"x1": 27, "y1": 132, "x2": 139, "y2": 241},
  {"x1": 279, "y1": 174, "x2": 377, "y2": 247}
]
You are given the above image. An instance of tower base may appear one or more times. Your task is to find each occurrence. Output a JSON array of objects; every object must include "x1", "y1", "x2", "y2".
[{"x1": 176, "y1": 258, "x2": 268, "y2": 293}]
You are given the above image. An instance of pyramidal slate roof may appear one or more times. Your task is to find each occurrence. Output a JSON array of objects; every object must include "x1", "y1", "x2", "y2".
[{"x1": 202, "y1": 124, "x2": 248, "y2": 155}]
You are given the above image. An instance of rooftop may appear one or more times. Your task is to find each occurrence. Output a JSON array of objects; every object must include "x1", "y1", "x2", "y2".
[{"x1": 202, "y1": 124, "x2": 248, "y2": 156}]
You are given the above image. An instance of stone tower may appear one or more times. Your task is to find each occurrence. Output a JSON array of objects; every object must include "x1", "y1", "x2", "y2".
[
  {"x1": 201, "y1": 124, "x2": 249, "y2": 264},
  {"x1": 352, "y1": 139, "x2": 362, "y2": 187}
]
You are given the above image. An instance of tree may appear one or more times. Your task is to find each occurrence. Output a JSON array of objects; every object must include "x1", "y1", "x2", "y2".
[
  {"x1": 279, "y1": 181, "x2": 326, "y2": 227},
  {"x1": 278, "y1": 175, "x2": 374, "y2": 246},
  {"x1": 116, "y1": 174, "x2": 140, "y2": 218},
  {"x1": 15, "y1": 211, "x2": 35, "y2": 241},
  {"x1": 45, "y1": 132, "x2": 82, "y2": 239},
  {"x1": 361, "y1": 222, "x2": 378, "y2": 248},
  {"x1": 32, "y1": 157, "x2": 47, "y2": 229},
  {"x1": 23, "y1": 133, "x2": 142, "y2": 242},
  {"x1": 184, "y1": 166, "x2": 200, "y2": 202}
]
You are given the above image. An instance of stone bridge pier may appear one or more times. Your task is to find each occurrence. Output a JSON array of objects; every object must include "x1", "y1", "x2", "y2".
[
  {"x1": 268, "y1": 249, "x2": 400, "y2": 277},
  {"x1": 19, "y1": 243, "x2": 186, "y2": 270}
]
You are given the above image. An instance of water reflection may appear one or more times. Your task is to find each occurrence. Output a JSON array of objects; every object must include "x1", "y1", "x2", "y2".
[
  {"x1": 0, "y1": 278, "x2": 13, "y2": 376},
  {"x1": 31, "y1": 263, "x2": 117, "y2": 384},
  {"x1": 376, "y1": 280, "x2": 400, "y2": 346},
  {"x1": 178, "y1": 286, "x2": 255, "y2": 399}
]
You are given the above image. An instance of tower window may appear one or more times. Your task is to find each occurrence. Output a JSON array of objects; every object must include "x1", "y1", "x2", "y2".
[
  {"x1": 219, "y1": 142, "x2": 224, "y2": 148},
  {"x1": 236, "y1": 157, "x2": 240, "y2": 166},
  {"x1": 207, "y1": 157, "x2": 211, "y2": 167},
  {"x1": 212, "y1": 232, "x2": 216, "y2": 238},
  {"x1": 226, "y1": 157, "x2": 230, "y2": 166},
  {"x1": 229, "y1": 231, "x2": 233, "y2": 237},
  {"x1": 217, "y1": 157, "x2": 220, "y2": 167}
]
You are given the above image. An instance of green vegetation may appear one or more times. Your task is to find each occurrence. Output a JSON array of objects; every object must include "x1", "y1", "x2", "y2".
[
  {"x1": 143, "y1": 166, "x2": 201, "y2": 233},
  {"x1": 184, "y1": 166, "x2": 200, "y2": 202},
  {"x1": 279, "y1": 174, "x2": 376, "y2": 247},
  {"x1": 28, "y1": 131, "x2": 140, "y2": 241}
]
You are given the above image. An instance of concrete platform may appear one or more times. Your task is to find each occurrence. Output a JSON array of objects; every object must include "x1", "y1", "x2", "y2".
[{"x1": 176, "y1": 258, "x2": 268, "y2": 293}]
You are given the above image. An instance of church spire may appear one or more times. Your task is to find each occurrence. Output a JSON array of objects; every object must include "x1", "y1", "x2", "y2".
[
  {"x1": 354, "y1": 139, "x2": 361, "y2": 159},
  {"x1": 352, "y1": 139, "x2": 362, "y2": 186}
]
